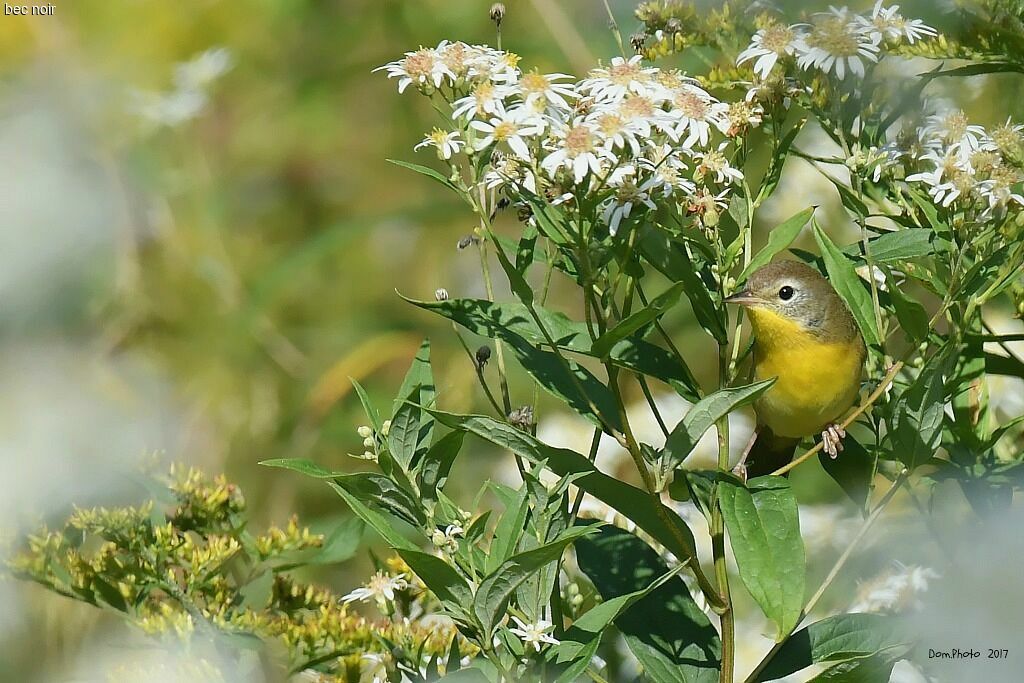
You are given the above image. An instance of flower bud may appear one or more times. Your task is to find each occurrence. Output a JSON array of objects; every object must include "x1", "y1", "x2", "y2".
[
  {"x1": 475, "y1": 345, "x2": 492, "y2": 369},
  {"x1": 363, "y1": 437, "x2": 375, "y2": 448},
  {"x1": 489, "y1": 2, "x2": 505, "y2": 26},
  {"x1": 381, "y1": 419, "x2": 392, "y2": 436},
  {"x1": 357, "y1": 425, "x2": 373, "y2": 438}
]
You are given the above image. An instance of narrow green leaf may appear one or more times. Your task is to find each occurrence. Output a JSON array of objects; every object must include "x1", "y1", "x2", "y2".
[
  {"x1": 334, "y1": 472, "x2": 426, "y2": 527},
  {"x1": 474, "y1": 525, "x2": 598, "y2": 637},
  {"x1": 661, "y1": 380, "x2": 776, "y2": 473},
  {"x1": 860, "y1": 229, "x2": 938, "y2": 263},
  {"x1": 591, "y1": 282, "x2": 685, "y2": 358},
  {"x1": 396, "y1": 549, "x2": 474, "y2": 614},
  {"x1": 813, "y1": 222, "x2": 881, "y2": 346},
  {"x1": 740, "y1": 207, "x2": 816, "y2": 282},
  {"x1": 390, "y1": 339, "x2": 435, "y2": 469},
  {"x1": 757, "y1": 613, "x2": 910, "y2": 681},
  {"x1": 639, "y1": 230, "x2": 728, "y2": 343},
  {"x1": 387, "y1": 158, "x2": 458, "y2": 192},
  {"x1": 260, "y1": 458, "x2": 342, "y2": 479},
  {"x1": 576, "y1": 526, "x2": 720, "y2": 683},
  {"x1": 326, "y1": 481, "x2": 419, "y2": 551},
  {"x1": 426, "y1": 410, "x2": 700, "y2": 564},
  {"x1": 486, "y1": 483, "x2": 531, "y2": 574},
  {"x1": 719, "y1": 476, "x2": 805, "y2": 639},
  {"x1": 389, "y1": 386, "x2": 423, "y2": 471},
  {"x1": 891, "y1": 349, "x2": 955, "y2": 469},
  {"x1": 350, "y1": 378, "x2": 381, "y2": 431},
  {"x1": 882, "y1": 268, "x2": 929, "y2": 342},
  {"x1": 401, "y1": 295, "x2": 701, "y2": 401},
  {"x1": 417, "y1": 431, "x2": 464, "y2": 509},
  {"x1": 503, "y1": 334, "x2": 622, "y2": 431},
  {"x1": 491, "y1": 236, "x2": 534, "y2": 306}
]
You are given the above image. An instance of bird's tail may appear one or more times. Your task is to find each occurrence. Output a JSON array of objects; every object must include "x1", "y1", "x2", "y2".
[{"x1": 746, "y1": 426, "x2": 800, "y2": 477}]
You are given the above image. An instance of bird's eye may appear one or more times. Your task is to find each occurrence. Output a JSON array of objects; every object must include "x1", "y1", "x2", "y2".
[{"x1": 778, "y1": 285, "x2": 795, "y2": 301}]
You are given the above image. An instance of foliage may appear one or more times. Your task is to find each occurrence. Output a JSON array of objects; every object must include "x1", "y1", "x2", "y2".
[{"x1": 7, "y1": 1, "x2": 1024, "y2": 682}]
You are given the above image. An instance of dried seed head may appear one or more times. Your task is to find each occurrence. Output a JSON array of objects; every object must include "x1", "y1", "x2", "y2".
[
  {"x1": 630, "y1": 32, "x2": 647, "y2": 53},
  {"x1": 475, "y1": 345, "x2": 492, "y2": 369},
  {"x1": 516, "y1": 205, "x2": 533, "y2": 222},
  {"x1": 490, "y1": 2, "x2": 506, "y2": 26},
  {"x1": 508, "y1": 405, "x2": 535, "y2": 431},
  {"x1": 457, "y1": 234, "x2": 479, "y2": 250},
  {"x1": 435, "y1": 288, "x2": 450, "y2": 301}
]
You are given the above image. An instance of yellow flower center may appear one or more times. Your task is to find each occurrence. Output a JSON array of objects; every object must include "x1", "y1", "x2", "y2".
[
  {"x1": 807, "y1": 18, "x2": 859, "y2": 57},
  {"x1": 620, "y1": 96, "x2": 655, "y2": 120},
  {"x1": 760, "y1": 25, "x2": 795, "y2": 53},
  {"x1": 403, "y1": 50, "x2": 435, "y2": 79},
  {"x1": 674, "y1": 90, "x2": 709, "y2": 119},
  {"x1": 564, "y1": 126, "x2": 594, "y2": 156},
  {"x1": 492, "y1": 121, "x2": 518, "y2": 142},
  {"x1": 520, "y1": 71, "x2": 550, "y2": 95}
]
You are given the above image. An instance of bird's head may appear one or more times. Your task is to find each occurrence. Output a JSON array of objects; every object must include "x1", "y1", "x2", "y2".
[{"x1": 724, "y1": 260, "x2": 844, "y2": 336}]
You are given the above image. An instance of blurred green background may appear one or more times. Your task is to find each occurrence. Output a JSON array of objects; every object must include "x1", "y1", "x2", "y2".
[{"x1": 1, "y1": 1, "x2": 1022, "y2": 681}]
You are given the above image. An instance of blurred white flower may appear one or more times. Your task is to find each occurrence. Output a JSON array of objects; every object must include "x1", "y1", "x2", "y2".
[
  {"x1": 517, "y1": 70, "x2": 576, "y2": 111},
  {"x1": 856, "y1": 2, "x2": 937, "y2": 44},
  {"x1": 173, "y1": 47, "x2": 233, "y2": 91},
  {"x1": 452, "y1": 81, "x2": 513, "y2": 120},
  {"x1": 471, "y1": 110, "x2": 544, "y2": 159},
  {"x1": 415, "y1": 129, "x2": 464, "y2": 160},
  {"x1": 341, "y1": 571, "x2": 408, "y2": 605},
  {"x1": 850, "y1": 563, "x2": 940, "y2": 613},
  {"x1": 508, "y1": 616, "x2": 559, "y2": 652},
  {"x1": 795, "y1": 8, "x2": 881, "y2": 79},
  {"x1": 737, "y1": 24, "x2": 801, "y2": 79},
  {"x1": 129, "y1": 88, "x2": 208, "y2": 128},
  {"x1": 541, "y1": 120, "x2": 608, "y2": 183},
  {"x1": 359, "y1": 653, "x2": 389, "y2": 683},
  {"x1": 579, "y1": 55, "x2": 659, "y2": 103}
]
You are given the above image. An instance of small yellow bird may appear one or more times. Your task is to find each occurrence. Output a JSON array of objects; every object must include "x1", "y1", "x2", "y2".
[{"x1": 724, "y1": 260, "x2": 866, "y2": 476}]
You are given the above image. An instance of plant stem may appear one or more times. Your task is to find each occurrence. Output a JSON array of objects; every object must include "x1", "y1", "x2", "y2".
[
  {"x1": 601, "y1": 0, "x2": 626, "y2": 56},
  {"x1": 478, "y1": 239, "x2": 514, "y2": 417},
  {"x1": 713, "y1": 341, "x2": 736, "y2": 683}
]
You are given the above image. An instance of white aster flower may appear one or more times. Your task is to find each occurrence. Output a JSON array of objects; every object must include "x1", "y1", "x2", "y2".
[
  {"x1": 517, "y1": 70, "x2": 576, "y2": 110},
  {"x1": 919, "y1": 109, "x2": 988, "y2": 157},
  {"x1": 579, "y1": 55, "x2": 659, "y2": 103},
  {"x1": 588, "y1": 110, "x2": 643, "y2": 156},
  {"x1": 850, "y1": 564, "x2": 940, "y2": 614},
  {"x1": 470, "y1": 49, "x2": 522, "y2": 84},
  {"x1": 483, "y1": 154, "x2": 539, "y2": 194},
  {"x1": 601, "y1": 175, "x2": 655, "y2": 236},
  {"x1": 451, "y1": 81, "x2": 514, "y2": 120},
  {"x1": 471, "y1": 110, "x2": 545, "y2": 159},
  {"x1": 906, "y1": 149, "x2": 976, "y2": 207},
  {"x1": 358, "y1": 653, "x2": 389, "y2": 683},
  {"x1": 737, "y1": 24, "x2": 801, "y2": 79},
  {"x1": 508, "y1": 616, "x2": 560, "y2": 652},
  {"x1": 173, "y1": 47, "x2": 233, "y2": 91},
  {"x1": 341, "y1": 571, "x2": 408, "y2": 605},
  {"x1": 795, "y1": 9, "x2": 881, "y2": 79},
  {"x1": 541, "y1": 120, "x2": 608, "y2": 183},
  {"x1": 415, "y1": 129, "x2": 464, "y2": 160},
  {"x1": 856, "y1": 2, "x2": 937, "y2": 44},
  {"x1": 695, "y1": 143, "x2": 744, "y2": 184},
  {"x1": 639, "y1": 145, "x2": 696, "y2": 198},
  {"x1": 669, "y1": 85, "x2": 728, "y2": 148},
  {"x1": 129, "y1": 88, "x2": 208, "y2": 128},
  {"x1": 376, "y1": 46, "x2": 453, "y2": 93}
]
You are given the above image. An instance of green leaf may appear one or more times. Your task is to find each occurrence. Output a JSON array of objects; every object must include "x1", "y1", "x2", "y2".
[
  {"x1": 391, "y1": 339, "x2": 435, "y2": 468},
  {"x1": 639, "y1": 229, "x2": 728, "y2": 343},
  {"x1": 661, "y1": 380, "x2": 776, "y2": 473},
  {"x1": 503, "y1": 333, "x2": 622, "y2": 432},
  {"x1": 402, "y1": 294, "x2": 700, "y2": 400},
  {"x1": 417, "y1": 431, "x2": 464, "y2": 510},
  {"x1": 920, "y1": 62, "x2": 1024, "y2": 79},
  {"x1": 740, "y1": 207, "x2": 815, "y2": 282},
  {"x1": 882, "y1": 268, "x2": 929, "y2": 342},
  {"x1": 350, "y1": 377, "x2": 381, "y2": 431},
  {"x1": 719, "y1": 476, "x2": 805, "y2": 639},
  {"x1": 516, "y1": 223, "x2": 538, "y2": 273},
  {"x1": 397, "y1": 549, "x2": 474, "y2": 618},
  {"x1": 426, "y1": 410, "x2": 701, "y2": 565},
  {"x1": 576, "y1": 526, "x2": 720, "y2": 683},
  {"x1": 761, "y1": 118, "x2": 806, "y2": 199},
  {"x1": 813, "y1": 222, "x2": 881, "y2": 347},
  {"x1": 860, "y1": 229, "x2": 938, "y2": 263},
  {"x1": 389, "y1": 386, "x2": 424, "y2": 471},
  {"x1": 591, "y1": 281, "x2": 686, "y2": 358},
  {"x1": 891, "y1": 349, "x2": 955, "y2": 469},
  {"x1": 387, "y1": 158, "x2": 458, "y2": 192},
  {"x1": 260, "y1": 458, "x2": 342, "y2": 478},
  {"x1": 986, "y1": 351, "x2": 1024, "y2": 378},
  {"x1": 756, "y1": 613, "x2": 910, "y2": 682},
  {"x1": 334, "y1": 472, "x2": 426, "y2": 527},
  {"x1": 435, "y1": 669, "x2": 493, "y2": 683},
  {"x1": 474, "y1": 525, "x2": 598, "y2": 637},
  {"x1": 271, "y1": 516, "x2": 365, "y2": 569},
  {"x1": 808, "y1": 652, "x2": 906, "y2": 682},
  {"x1": 491, "y1": 235, "x2": 535, "y2": 306},
  {"x1": 486, "y1": 482, "x2": 531, "y2": 574},
  {"x1": 326, "y1": 481, "x2": 419, "y2": 551},
  {"x1": 818, "y1": 438, "x2": 873, "y2": 513}
]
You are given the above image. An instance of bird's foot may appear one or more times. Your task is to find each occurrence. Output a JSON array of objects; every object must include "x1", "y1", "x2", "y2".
[{"x1": 820, "y1": 423, "x2": 846, "y2": 459}]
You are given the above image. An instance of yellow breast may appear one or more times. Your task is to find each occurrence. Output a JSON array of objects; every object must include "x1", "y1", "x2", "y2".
[{"x1": 747, "y1": 307, "x2": 864, "y2": 439}]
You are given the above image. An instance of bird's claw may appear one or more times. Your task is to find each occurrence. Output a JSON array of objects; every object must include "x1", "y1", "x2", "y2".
[{"x1": 820, "y1": 423, "x2": 846, "y2": 459}]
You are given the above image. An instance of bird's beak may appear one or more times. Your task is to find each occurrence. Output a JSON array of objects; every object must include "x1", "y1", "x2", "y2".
[{"x1": 723, "y1": 290, "x2": 759, "y2": 306}]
